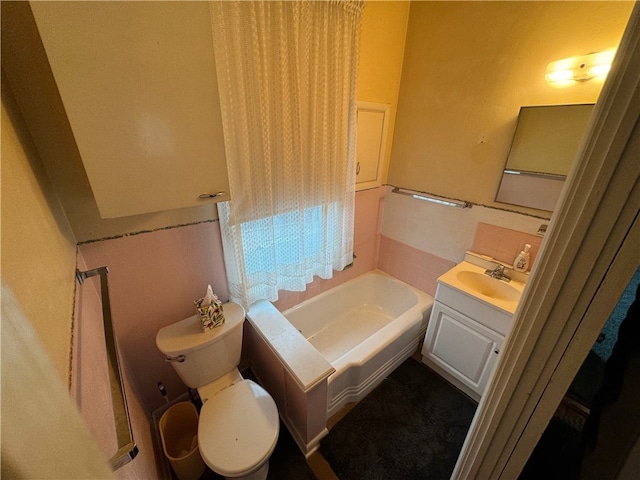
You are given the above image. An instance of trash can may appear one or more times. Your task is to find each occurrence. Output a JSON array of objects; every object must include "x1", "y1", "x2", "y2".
[{"x1": 159, "y1": 402, "x2": 206, "y2": 480}]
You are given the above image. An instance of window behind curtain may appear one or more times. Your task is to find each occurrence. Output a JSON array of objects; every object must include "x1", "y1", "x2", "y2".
[{"x1": 210, "y1": 1, "x2": 364, "y2": 308}]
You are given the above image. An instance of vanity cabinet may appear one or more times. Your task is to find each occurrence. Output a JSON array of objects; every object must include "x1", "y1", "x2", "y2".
[
  {"x1": 422, "y1": 301, "x2": 504, "y2": 401},
  {"x1": 421, "y1": 268, "x2": 517, "y2": 402},
  {"x1": 30, "y1": 2, "x2": 229, "y2": 218}
]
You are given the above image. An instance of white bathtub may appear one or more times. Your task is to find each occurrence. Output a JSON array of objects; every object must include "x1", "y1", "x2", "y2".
[{"x1": 283, "y1": 270, "x2": 434, "y2": 419}]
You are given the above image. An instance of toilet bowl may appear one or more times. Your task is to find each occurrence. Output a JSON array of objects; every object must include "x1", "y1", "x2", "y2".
[
  {"x1": 198, "y1": 379, "x2": 279, "y2": 479},
  {"x1": 156, "y1": 303, "x2": 279, "y2": 480}
]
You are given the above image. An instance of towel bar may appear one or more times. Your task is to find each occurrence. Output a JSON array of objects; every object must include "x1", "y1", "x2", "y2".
[
  {"x1": 391, "y1": 186, "x2": 472, "y2": 209},
  {"x1": 76, "y1": 267, "x2": 138, "y2": 470}
]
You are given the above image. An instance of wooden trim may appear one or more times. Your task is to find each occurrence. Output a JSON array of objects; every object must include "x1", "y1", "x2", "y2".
[{"x1": 453, "y1": 5, "x2": 640, "y2": 479}]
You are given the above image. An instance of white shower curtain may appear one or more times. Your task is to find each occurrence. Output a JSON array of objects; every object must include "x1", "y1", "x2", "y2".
[{"x1": 210, "y1": 1, "x2": 364, "y2": 308}]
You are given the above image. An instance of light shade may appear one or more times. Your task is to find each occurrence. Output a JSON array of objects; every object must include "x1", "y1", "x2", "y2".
[{"x1": 545, "y1": 50, "x2": 615, "y2": 84}]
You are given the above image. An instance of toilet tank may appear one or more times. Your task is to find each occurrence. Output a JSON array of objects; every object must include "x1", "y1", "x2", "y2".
[{"x1": 156, "y1": 302, "x2": 245, "y2": 388}]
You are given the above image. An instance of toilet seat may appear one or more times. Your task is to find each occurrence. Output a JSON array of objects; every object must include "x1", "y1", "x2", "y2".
[{"x1": 198, "y1": 379, "x2": 279, "y2": 477}]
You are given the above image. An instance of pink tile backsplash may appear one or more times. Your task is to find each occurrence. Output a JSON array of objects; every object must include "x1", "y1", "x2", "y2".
[
  {"x1": 376, "y1": 221, "x2": 541, "y2": 296},
  {"x1": 78, "y1": 221, "x2": 229, "y2": 413},
  {"x1": 73, "y1": 185, "x2": 541, "y2": 424},
  {"x1": 471, "y1": 222, "x2": 542, "y2": 271},
  {"x1": 75, "y1": 252, "x2": 162, "y2": 479},
  {"x1": 74, "y1": 188, "x2": 388, "y2": 413},
  {"x1": 377, "y1": 235, "x2": 455, "y2": 296}
]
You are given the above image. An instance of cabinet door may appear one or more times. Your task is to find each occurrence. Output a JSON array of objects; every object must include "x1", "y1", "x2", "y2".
[
  {"x1": 355, "y1": 102, "x2": 389, "y2": 191},
  {"x1": 422, "y1": 302, "x2": 503, "y2": 399},
  {"x1": 30, "y1": 2, "x2": 229, "y2": 218}
]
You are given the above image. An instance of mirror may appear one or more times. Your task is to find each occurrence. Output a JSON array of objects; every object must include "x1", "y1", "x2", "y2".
[{"x1": 495, "y1": 103, "x2": 595, "y2": 212}]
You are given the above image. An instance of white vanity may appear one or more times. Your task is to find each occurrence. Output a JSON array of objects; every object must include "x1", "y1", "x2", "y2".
[{"x1": 421, "y1": 253, "x2": 527, "y2": 401}]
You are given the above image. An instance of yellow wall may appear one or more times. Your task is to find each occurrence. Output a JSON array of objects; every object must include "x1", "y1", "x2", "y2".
[
  {"x1": 1, "y1": 2, "x2": 218, "y2": 243},
  {"x1": 0, "y1": 0, "x2": 409, "y2": 381},
  {"x1": 3, "y1": 2, "x2": 409, "y2": 242},
  {"x1": 1, "y1": 77, "x2": 77, "y2": 383},
  {"x1": 388, "y1": 1, "x2": 632, "y2": 214},
  {"x1": 358, "y1": 1, "x2": 410, "y2": 183}
]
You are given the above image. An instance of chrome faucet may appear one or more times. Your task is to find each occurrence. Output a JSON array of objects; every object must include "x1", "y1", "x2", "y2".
[{"x1": 485, "y1": 264, "x2": 511, "y2": 282}]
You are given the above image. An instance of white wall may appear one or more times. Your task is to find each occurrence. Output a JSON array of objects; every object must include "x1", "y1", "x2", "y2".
[{"x1": 381, "y1": 186, "x2": 545, "y2": 264}]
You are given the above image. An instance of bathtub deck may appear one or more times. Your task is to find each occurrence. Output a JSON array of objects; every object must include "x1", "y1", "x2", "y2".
[{"x1": 306, "y1": 304, "x2": 394, "y2": 364}]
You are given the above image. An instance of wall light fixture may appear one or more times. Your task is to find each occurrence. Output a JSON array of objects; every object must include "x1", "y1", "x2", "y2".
[{"x1": 545, "y1": 49, "x2": 616, "y2": 85}]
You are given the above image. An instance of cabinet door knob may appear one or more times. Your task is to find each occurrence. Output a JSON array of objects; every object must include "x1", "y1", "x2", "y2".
[
  {"x1": 494, "y1": 349, "x2": 500, "y2": 354},
  {"x1": 356, "y1": 162, "x2": 361, "y2": 175},
  {"x1": 199, "y1": 192, "x2": 226, "y2": 199}
]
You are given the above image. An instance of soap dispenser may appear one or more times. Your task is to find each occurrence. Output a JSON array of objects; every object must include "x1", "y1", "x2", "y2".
[{"x1": 513, "y1": 244, "x2": 531, "y2": 272}]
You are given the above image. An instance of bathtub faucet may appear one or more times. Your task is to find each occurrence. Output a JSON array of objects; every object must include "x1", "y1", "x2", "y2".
[{"x1": 485, "y1": 264, "x2": 511, "y2": 282}]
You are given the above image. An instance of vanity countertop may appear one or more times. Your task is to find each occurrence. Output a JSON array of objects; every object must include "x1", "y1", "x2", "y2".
[{"x1": 437, "y1": 260, "x2": 526, "y2": 315}]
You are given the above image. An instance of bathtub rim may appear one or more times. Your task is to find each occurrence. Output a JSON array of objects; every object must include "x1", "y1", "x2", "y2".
[
  {"x1": 283, "y1": 268, "x2": 432, "y2": 318},
  {"x1": 282, "y1": 269, "x2": 435, "y2": 420}
]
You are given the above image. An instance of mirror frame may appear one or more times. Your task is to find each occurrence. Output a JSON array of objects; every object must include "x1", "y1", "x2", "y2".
[{"x1": 495, "y1": 103, "x2": 595, "y2": 212}]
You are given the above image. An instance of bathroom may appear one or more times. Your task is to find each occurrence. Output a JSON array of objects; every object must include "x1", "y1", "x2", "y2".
[{"x1": 2, "y1": 1, "x2": 638, "y2": 479}]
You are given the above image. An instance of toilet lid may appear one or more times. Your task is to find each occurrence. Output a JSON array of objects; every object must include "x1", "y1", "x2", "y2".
[{"x1": 198, "y1": 379, "x2": 279, "y2": 477}]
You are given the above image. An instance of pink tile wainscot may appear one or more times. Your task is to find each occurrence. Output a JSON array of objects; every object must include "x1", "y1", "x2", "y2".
[
  {"x1": 377, "y1": 235, "x2": 455, "y2": 296},
  {"x1": 78, "y1": 221, "x2": 229, "y2": 413},
  {"x1": 471, "y1": 222, "x2": 542, "y2": 271}
]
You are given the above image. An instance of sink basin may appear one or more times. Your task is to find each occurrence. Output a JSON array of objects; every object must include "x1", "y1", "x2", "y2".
[{"x1": 455, "y1": 271, "x2": 521, "y2": 302}]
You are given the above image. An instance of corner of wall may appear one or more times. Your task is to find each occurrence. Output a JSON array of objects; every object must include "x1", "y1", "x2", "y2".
[{"x1": 2, "y1": 70, "x2": 78, "y2": 383}]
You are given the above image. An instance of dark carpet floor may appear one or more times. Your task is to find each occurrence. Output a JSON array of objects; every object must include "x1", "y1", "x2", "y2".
[{"x1": 320, "y1": 357, "x2": 478, "y2": 480}]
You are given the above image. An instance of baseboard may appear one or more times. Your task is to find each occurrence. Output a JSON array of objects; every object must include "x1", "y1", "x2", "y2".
[{"x1": 280, "y1": 414, "x2": 329, "y2": 459}]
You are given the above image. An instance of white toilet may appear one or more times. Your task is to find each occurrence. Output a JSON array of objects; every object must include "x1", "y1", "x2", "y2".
[{"x1": 156, "y1": 302, "x2": 279, "y2": 480}]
